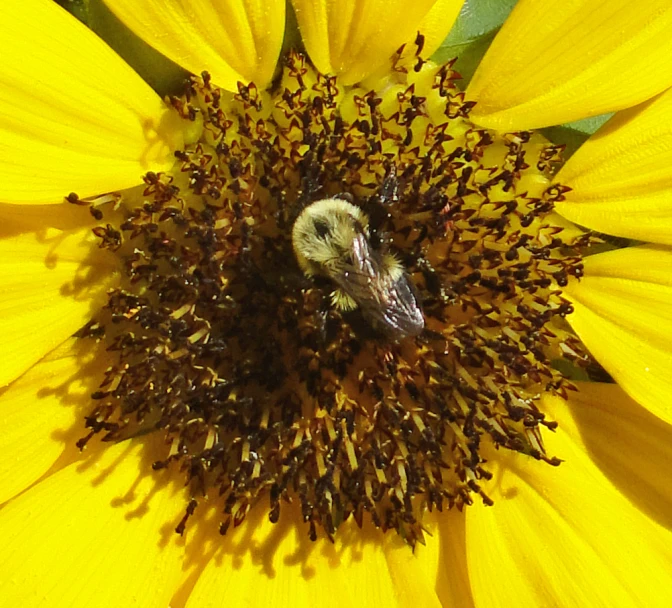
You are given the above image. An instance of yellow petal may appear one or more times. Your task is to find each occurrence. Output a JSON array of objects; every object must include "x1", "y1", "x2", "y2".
[
  {"x1": 434, "y1": 509, "x2": 476, "y2": 607},
  {"x1": 563, "y1": 382, "x2": 672, "y2": 530},
  {"x1": 1, "y1": 0, "x2": 183, "y2": 204},
  {"x1": 0, "y1": 438, "x2": 187, "y2": 607},
  {"x1": 184, "y1": 503, "x2": 442, "y2": 607},
  {"x1": 414, "y1": 0, "x2": 466, "y2": 59},
  {"x1": 563, "y1": 245, "x2": 672, "y2": 425},
  {"x1": 555, "y1": 89, "x2": 672, "y2": 244},
  {"x1": 466, "y1": 398, "x2": 672, "y2": 607},
  {"x1": 103, "y1": 0, "x2": 285, "y2": 92},
  {"x1": 466, "y1": 0, "x2": 672, "y2": 131},
  {"x1": 291, "y1": 0, "x2": 439, "y2": 85},
  {"x1": 382, "y1": 519, "x2": 443, "y2": 608},
  {"x1": 0, "y1": 338, "x2": 109, "y2": 505},
  {"x1": 0, "y1": 200, "x2": 95, "y2": 236},
  {"x1": 0, "y1": 226, "x2": 118, "y2": 387}
]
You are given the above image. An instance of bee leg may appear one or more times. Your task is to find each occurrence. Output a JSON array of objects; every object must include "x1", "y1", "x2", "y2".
[
  {"x1": 315, "y1": 303, "x2": 343, "y2": 346},
  {"x1": 378, "y1": 164, "x2": 399, "y2": 206}
]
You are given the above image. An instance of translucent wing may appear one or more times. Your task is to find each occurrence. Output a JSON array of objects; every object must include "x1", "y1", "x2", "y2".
[{"x1": 330, "y1": 232, "x2": 424, "y2": 339}]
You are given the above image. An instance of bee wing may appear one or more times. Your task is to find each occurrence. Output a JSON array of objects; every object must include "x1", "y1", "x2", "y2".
[
  {"x1": 329, "y1": 232, "x2": 383, "y2": 298},
  {"x1": 374, "y1": 272, "x2": 425, "y2": 338},
  {"x1": 332, "y1": 233, "x2": 424, "y2": 339}
]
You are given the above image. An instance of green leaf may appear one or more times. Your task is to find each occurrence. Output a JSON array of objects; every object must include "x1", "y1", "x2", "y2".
[
  {"x1": 444, "y1": 0, "x2": 520, "y2": 43},
  {"x1": 541, "y1": 114, "x2": 614, "y2": 158}
]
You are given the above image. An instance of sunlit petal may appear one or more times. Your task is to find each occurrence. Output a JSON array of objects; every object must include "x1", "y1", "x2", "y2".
[
  {"x1": 383, "y1": 521, "x2": 443, "y2": 608},
  {"x1": 467, "y1": 0, "x2": 672, "y2": 130},
  {"x1": 560, "y1": 382, "x2": 672, "y2": 531},
  {"x1": 0, "y1": 226, "x2": 118, "y2": 387},
  {"x1": 291, "y1": 0, "x2": 439, "y2": 85},
  {"x1": 183, "y1": 503, "x2": 443, "y2": 607},
  {"x1": 0, "y1": 338, "x2": 108, "y2": 505},
  {"x1": 434, "y1": 509, "x2": 476, "y2": 607},
  {"x1": 414, "y1": 0, "x2": 465, "y2": 59},
  {"x1": 103, "y1": 0, "x2": 285, "y2": 92},
  {"x1": 564, "y1": 245, "x2": 672, "y2": 425},
  {"x1": 0, "y1": 200, "x2": 95, "y2": 235},
  {"x1": 555, "y1": 88, "x2": 672, "y2": 244},
  {"x1": 0, "y1": 439, "x2": 187, "y2": 607},
  {"x1": 1, "y1": 0, "x2": 183, "y2": 204},
  {"x1": 466, "y1": 404, "x2": 672, "y2": 606}
]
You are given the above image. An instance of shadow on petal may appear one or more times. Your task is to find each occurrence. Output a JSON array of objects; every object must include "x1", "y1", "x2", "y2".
[{"x1": 559, "y1": 382, "x2": 672, "y2": 532}]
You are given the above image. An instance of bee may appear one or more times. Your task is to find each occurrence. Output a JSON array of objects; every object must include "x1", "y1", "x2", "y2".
[{"x1": 291, "y1": 196, "x2": 424, "y2": 340}]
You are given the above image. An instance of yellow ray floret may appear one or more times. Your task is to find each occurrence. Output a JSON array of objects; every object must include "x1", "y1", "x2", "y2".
[
  {"x1": 562, "y1": 382, "x2": 672, "y2": 531},
  {"x1": 556, "y1": 88, "x2": 672, "y2": 245},
  {"x1": 432, "y1": 510, "x2": 475, "y2": 607},
  {"x1": 467, "y1": 0, "x2": 672, "y2": 131},
  {"x1": 103, "y1": 0, "x2": 285, "y2": 92},
  {"x1": 408, "y1": 0, "x2": 465, "y2": 59},
  {"x1": 563, "y1": 245, "x2": 672, "y2": 425},
  {"x1": 184, "y1": 501, "x2": 442, "y2": 608},
  {"x1": 0, "y1": 438, "x2": 186, "y2": 608},
  {"x1": 290, "y1": 0, "x2": 460, "y2": 85},
  {"x1": 0, "y1": 0, "x2": 183, "y2": 204},
  {"x1": 0, "y1": 338, "x2": 109, "y2": 504},
  {"x1": 466, "y1": 388, "x2": 672, "y2": 607},
  {"x1": 0, "y1": 226, "x2": 118, "y2": 387}
]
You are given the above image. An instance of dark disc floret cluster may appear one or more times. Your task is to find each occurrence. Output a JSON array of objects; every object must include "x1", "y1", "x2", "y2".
[{"x1": 76, "y1": 44, "x2": 594, "y2": 545}]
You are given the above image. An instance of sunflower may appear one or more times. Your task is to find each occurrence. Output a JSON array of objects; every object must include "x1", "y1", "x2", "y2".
[{"x1": 1, "y1": 0, "x2": 672, "y2": 606}]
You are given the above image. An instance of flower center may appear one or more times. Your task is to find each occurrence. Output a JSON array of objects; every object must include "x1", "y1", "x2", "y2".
[{"x1": 74, "y1": 46, "x2": 593, "y2": 544}]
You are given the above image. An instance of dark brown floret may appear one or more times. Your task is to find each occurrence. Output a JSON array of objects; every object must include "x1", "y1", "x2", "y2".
[{"x1": 77, "y1": 49, "x2": 593, "y2": 545}]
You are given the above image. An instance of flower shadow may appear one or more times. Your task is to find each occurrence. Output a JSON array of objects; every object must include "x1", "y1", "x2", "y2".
[
  {"x1": 569, "y1": 382, "x2": 672, "y2": 532},
  {"x1": 162, "y1": 481, "x2": 411, "y2": 606}
]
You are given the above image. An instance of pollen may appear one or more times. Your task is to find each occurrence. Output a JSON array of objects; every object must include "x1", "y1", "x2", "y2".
[{"x1": 75, "y1": 42, "x2": 594, "y2": 545}]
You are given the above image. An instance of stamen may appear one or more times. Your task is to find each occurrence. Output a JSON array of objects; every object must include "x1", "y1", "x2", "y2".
[{"x1": 74, "y1": 46, "x2": 595, "y2": 544}]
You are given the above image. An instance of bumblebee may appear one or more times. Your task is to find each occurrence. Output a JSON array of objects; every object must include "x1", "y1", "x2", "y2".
[{"x1": 292, "y1": 197, "x2": 424, "y2": 340}]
